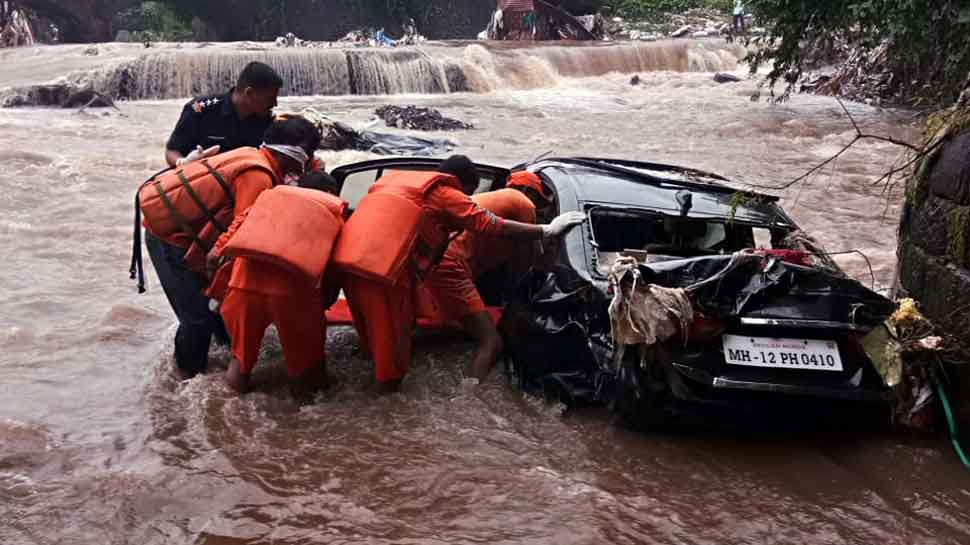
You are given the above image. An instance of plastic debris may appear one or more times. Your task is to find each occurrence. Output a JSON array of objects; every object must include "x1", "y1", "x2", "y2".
[
  {"x1": 375, "y1": 105, "x2": 473, "y2": 131},
  {"x1": 891, "y1": 298, "x2": 924, "y2": 328}
]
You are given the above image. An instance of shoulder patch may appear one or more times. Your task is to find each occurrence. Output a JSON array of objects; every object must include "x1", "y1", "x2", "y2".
[{"x1": 191, "y1": 97, "x2": 222, "y2": 113}]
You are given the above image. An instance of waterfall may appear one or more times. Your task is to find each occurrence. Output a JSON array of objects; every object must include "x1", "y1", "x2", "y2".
[{"x1": 82, "y1": 41, "x2": 747, "y2": 101}]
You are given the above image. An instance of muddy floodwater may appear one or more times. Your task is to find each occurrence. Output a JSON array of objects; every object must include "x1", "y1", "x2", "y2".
[{"x1": 2, "y1": 41, "x2": 969, "y2": 545}]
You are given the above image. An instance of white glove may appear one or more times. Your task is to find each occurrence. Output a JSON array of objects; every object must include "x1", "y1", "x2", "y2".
[
  {"x1": 542, "y1": 211, "x2": 586, "y2": 239},
  {"x1": 176, "y1": 144, "x2": 220, "y2": 166}
]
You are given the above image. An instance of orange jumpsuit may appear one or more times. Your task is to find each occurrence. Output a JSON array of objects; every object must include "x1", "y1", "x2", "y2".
[
  {"x1": 342, "y1": 184, "x2": 505, "y2": 383},
  {"x1": 424, "y1": 189, "x2": 537, "y2": 321},
  {"x1": 211, "y1": 208, "x2": 338, "y2": 378}
]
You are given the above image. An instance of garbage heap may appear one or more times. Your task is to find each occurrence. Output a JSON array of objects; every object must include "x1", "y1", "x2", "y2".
[
  {"x1": 278, "y1": 107, "x2": 458, "y2": 157},
  {"x1": 375, "y1": 105, "x2": 473, "y2": 131}
]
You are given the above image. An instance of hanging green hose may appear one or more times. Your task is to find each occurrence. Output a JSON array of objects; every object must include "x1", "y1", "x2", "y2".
[{"x1": 936, "y1": 381, "x2": 970, "y2": 469}]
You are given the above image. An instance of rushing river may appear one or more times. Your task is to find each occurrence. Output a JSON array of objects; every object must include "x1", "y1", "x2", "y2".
[{"x1": 2, "y1": 40, "x2": 968, "y2": 545}]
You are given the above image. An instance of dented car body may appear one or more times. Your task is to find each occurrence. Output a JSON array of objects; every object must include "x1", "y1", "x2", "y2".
[
  {"x1": 499, "y1": 157, "x2": 895, "y2": 426},
  {"x1": 331, "y1": 156, "x2": 895, "y2": 427}
]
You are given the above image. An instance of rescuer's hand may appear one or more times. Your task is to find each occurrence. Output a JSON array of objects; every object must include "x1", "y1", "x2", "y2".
[
  {"x1": 176, "y1": 145, "x2": 221, "y2": 166},
  {"x1": 542, "y1": 211, "x2": 586, "y2": 239}
]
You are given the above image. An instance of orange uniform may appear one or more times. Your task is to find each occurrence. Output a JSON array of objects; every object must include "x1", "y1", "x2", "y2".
[
  {"x1": 221, "y1": 259, "x2": 329, "y2": 377},
  {"x1": 210, "y1": 192, "x2": 342, "y2": 379},
  {"x1": 338, "y1": 173, "x2": 506, "y2": 383},
  {"x1": 424, "y1": 188, "x2": 537, "y2": 321}
]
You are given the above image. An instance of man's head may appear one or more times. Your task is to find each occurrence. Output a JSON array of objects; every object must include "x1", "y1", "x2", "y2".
[
  {"x1": 437, "y1": 155, "x2": 479, "y2": 195},
  {"x1": 263, "y1": 116, "x2": 322, "y2": 176},
  {"x1": 507, "y1": 171, "x2": 553, "y2": 211},
  {"x1": 234, "y1": 62, "x2": 283, "y2": 119},
  {"x1": 296, "y1": 171, "x2": 340, "y2": 196}
]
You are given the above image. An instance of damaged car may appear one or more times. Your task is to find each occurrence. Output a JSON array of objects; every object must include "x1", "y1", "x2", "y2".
[{"x1": 330, "y1": 156, "x2": 896, "y2": 429}]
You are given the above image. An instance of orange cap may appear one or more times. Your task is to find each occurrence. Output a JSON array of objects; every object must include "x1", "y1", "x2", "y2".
[{"x1": 507, "y1": 171, "x2": 552, "y2": 202}]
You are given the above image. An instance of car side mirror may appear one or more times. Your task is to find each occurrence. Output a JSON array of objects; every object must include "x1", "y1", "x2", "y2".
[{"x1": 676, "y1": 190, "x2": 693, "y2": 217}]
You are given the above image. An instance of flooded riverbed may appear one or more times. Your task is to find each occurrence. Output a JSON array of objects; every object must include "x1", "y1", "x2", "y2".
[{"x1": 2, "y1": 41, "x2": 968, "y2": 545}]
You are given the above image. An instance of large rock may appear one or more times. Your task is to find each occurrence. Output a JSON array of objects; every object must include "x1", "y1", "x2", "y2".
[
  {"x1": 670, "y1": 25, "x2": 691, "y2": 38},
  {"x1": 62, "y1": 87, "x2": 115, "y2": 108},
  {"x1": 900, "y1": 195, "x2": 963, "y2": 259},
  {"x1": 898, "y1": 124, "x2": 970, "y2": 395},
  {"x1": 928, "y1": 131, "x2": 970, "y2": 205},
  {"x1": 898, "y1": 242, "x2": 970, "y2": 352},
  {"x1": 714, "y1": 73, "x2": 741, "y2": 84}
]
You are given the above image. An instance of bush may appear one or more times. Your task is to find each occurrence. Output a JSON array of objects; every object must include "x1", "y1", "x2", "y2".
[
  {"x1": 748, "y1": 1, "x2": 970, "y2": 108},
  {"x1": 116, "y1": 1, "x2": 192, "y2": 42},
  {"x1": 605, "y1": 0, "x2": 732, "y2": 19}
]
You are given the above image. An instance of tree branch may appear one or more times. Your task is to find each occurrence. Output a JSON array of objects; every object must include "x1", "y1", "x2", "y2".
[{"x1": 745, "y1": 97, "x2": 923, "y2": 190}]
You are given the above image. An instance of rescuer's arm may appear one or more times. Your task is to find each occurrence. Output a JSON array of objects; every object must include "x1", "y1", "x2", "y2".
[
  {"x1": 165, "y1": 149, "x2": 185, "y2": 168},
  {"x1": 500, "y1": 212, "x2": 587, "y2": 241},
  {"x1": 233, "y1": 171, "x2": 275, "y2": 216},
  {"x1": 165, "y1": 102, "x2": 200, "y2": 167},
  {"x1": 210, "y1": 207, "x2": 253, "y2": 259},
  {"x1": 432, "y1": 186, "x2": 585, "y2": 241}
]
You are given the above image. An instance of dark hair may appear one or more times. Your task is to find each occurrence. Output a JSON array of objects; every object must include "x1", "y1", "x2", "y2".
[
  {"x1": 297, "y1": 172, "x2": 339, "y2": 195},
  {"x1": 237, "y1": 62, "x2": 283, "y2": 90},
  {"x1": 263, "y1": 116, "x2": 322, "y2": 154},
  {"x1": 437, "y1": 155, "x2": 479, "y2": 190}
]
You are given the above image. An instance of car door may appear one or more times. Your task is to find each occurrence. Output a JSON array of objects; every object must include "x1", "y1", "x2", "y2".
[{"x1": 330, "y1": 158, "x2": 511, "y2": 212}]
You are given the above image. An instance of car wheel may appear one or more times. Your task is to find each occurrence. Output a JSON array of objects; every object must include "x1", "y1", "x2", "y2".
[{"x1": 609, "y1": 351, "x2": 672, "y2": 431}]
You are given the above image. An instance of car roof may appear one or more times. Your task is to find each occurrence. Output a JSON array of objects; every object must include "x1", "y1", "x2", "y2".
[{"x1": 533, "y1": 157, "x2": 795, "y2": 228}]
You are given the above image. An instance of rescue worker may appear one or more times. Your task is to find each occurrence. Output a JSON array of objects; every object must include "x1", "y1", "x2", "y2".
[
  {"x1": 333, "y1": 155, "x2": 586, "y2": 393},
  {"x1": 733, "y1": 0, "x2": 746, "y2": 33},
  {"x1": 141, "y1": 116, "x2": 321, "y2": 378},
  {"x1": 424, "y1": 171, "x2": 553, "y2": 380},
  {"x1": 165, "y1": 61, "x2": 283, "y2": 168},
  {"x1": 210, "y1": 172, "x2": 346, "y2": 395}
]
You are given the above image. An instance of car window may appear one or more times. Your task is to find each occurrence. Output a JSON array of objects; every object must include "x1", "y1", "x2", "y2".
[
  {"x1": 587, "y1": 205, "x2": 761, "y2": 276},
  {"x1": 753, "y1": 227, "x2": 773, "y2": 249},
  {"x1": 339, "y1": 168, "x2": 503, "y2": 210},
  {"x1": 339, "y1": 169, "x2": 379, "y2": 209}
]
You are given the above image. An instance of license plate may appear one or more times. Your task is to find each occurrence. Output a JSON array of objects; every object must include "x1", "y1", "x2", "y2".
[{"x1": 722, "y1": 335, "x2": 843, "y2": 371}]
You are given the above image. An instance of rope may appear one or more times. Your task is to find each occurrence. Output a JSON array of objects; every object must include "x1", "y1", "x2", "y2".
[{"x1": 936, "y1": 381, "x2": 970, "y2": 469}]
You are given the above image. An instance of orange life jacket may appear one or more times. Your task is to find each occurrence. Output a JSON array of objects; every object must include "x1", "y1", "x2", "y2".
[
  {"x1": 138, "y1": 147, "x2": 280, "y2": 251},
  {"x1": 472, "y1": 188, "x2": 536, "y2": 224},
  {"x1": 221, "y1": 186, "x2": 346, "y2": 282},
  {"x1": 331, "y1": 170, "x2": 463, "y2": 285}
]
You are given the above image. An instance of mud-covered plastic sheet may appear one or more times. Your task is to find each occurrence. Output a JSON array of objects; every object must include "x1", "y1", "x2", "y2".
[
  {"x1": 500, "y1": 253, "x2": 896, "y2": 411},
  {"x1": 642, "y1": 254, "x2": 895, "y2": 329}
]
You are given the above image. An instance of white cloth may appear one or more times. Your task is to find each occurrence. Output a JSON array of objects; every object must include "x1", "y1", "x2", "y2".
[
  {"x1": 608, "y1": 257, "x2": 694, "y2": 370},
  {"x1": 262, "y1": 144, "x2": 309, "y2": 168}
]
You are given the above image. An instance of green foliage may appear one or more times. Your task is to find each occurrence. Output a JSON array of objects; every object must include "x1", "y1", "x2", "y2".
[
  {"x1": 118, "y1": 1, "x2": 192, "y2": 41},
  {"x1": 947, "y1": 206, "x2": 970, "y2": 266},
  {"x1": 605, "y1": 0, "x2": 731, "y2": 19},
  {"x1": 728, "y1": 191, "x2": 764, "y2": 220},
  {"x1": 747, "y1": 0, "x2": 970, "y2": 108}
]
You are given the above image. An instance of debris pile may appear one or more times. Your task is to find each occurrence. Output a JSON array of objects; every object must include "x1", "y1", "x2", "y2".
[
  {"x1": 336, "y1": 26, "x2": 426, "y2": 48},
  {"x1": 274, "y1": 32, "x2": 308, "y2": 48},
  {"x1": 280, "y1": 107, "x2": 458, "y2": 157},
  {"x1": 801, "y1": 44, "x2": 897, "y2": 106},
  {"x1": 608, "y1": 9, "x2": 765, "y2": 41},
  {"x1": 863, "y1": 298, "x2": 965, "y2": 431},
  {"x1": 375, "y1": 105, "x2": 473, "y2": 131},
  {"x1": 2, "y1": 84, "x2": 116, "y2": 109}
]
